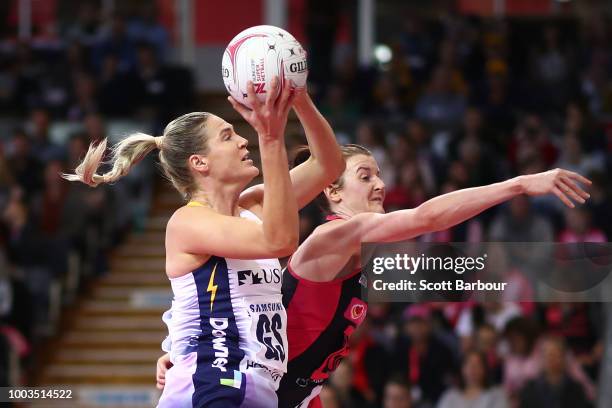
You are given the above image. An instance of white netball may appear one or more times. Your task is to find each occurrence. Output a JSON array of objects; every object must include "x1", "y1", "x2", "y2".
[{"x1": 222, "y1": 25, "x2": 308, "y2": 109}]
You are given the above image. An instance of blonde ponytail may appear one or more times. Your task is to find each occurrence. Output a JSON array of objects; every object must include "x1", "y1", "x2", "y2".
[
  {"x1": 64, "y1": 111, "x2": 212, "y2": 198},
  {"x1": 63, "y1": 133, "x2": 162, "y2": 187}
]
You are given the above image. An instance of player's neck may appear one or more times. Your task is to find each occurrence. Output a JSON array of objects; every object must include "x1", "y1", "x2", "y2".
[{"x1": 191, "y1": 187, "x2": 241, "y2": 216}]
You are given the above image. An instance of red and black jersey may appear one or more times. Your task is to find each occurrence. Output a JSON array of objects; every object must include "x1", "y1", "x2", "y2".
[{"x1": 277, "y1": 215, "x2": 368, "y2": 407}]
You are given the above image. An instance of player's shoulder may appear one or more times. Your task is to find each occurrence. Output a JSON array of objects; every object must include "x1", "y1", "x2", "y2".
[{"x1": 167, "y1": 203, "x2": 215, "y2": 233}]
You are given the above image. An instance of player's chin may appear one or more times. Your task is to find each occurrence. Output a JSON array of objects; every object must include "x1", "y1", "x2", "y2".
[
  {"x1": 234, "y1": 164, "x2": 259, "y2": 183},
  {"x1": 369, "y1": 201, "x2": 385, "y2": 213},
  {"x1": 245, "y1": 164, "x2": 260, "y2": 178}
]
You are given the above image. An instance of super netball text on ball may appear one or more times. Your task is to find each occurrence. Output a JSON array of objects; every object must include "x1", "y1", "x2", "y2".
[{"x1": 371, "y1": 253, "x2": 488, "y2": 275}]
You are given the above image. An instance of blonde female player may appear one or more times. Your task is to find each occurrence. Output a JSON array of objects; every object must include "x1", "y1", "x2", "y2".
[
  {"x1": 66, "y1": 77, "x2": 344, "y2": 408},
  {"x1": 156, "y1": 144, "x2": 591, "y2": 406}
]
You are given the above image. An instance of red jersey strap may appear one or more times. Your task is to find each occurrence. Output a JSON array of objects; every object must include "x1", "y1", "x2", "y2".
[{"x1": 325, "y1": 214, "x2": 344, "y2": 221}]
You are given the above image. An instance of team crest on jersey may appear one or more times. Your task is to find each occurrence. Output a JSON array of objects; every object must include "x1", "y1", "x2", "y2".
[{"x1": 344, "y1": 297, "x2": 367, "y2": 325}]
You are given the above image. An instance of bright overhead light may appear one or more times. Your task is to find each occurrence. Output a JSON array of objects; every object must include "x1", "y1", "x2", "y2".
[{"x1": 374, "y1": 44, "x2": 392, "y2": 64}]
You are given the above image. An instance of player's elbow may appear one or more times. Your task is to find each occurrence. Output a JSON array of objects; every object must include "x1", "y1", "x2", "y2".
[
  {"x1": 266, "y1": 238, "x2": 298, "y2": 258},
  {"x1": 328, "y1": 152, "x2": 346, "y2": 179},
  {"x1": 313, "y1": 153, "x2": 346, "y2": 184},
  {"x1": 262, "y1": 223, "x2": 299, "y2": 257}
]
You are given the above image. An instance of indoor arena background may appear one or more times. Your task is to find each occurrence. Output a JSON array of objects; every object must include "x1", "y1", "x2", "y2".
[{"x1": 1, "y1": 0, "x2": 612, "y2": 407}]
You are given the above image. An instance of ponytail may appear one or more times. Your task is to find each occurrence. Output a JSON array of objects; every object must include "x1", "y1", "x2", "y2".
[{"x1": 63, "y1": 133, "x2": 163, "y2": 187}]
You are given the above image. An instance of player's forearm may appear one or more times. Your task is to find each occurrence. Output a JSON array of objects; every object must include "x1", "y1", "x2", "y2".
[
  {"x1": 258, "y1": 138, "x2": 299, "y2": 253},
  {"x1": 417, "y1": 177, "x2": 525, "y2": 232},
  {"x1": 293, "y1": 94, "x2": 344, "y2": 176}
]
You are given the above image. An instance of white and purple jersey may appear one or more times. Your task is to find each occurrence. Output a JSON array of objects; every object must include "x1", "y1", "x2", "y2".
[{"x1": 157, "y1": 209, "x2": 287, "y2": 408}]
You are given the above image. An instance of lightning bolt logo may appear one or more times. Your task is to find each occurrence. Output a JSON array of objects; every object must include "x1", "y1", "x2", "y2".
[{"x1": 207, "y1": 262, "x2": 218, "y2": 312}]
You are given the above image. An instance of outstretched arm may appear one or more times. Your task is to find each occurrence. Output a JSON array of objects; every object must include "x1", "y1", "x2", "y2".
[
  {"x1": 374, "y1": 168, "x2": 589, "y2": 240},
  {"x1": 292, "y1": 169, "x2": 591, "y2": 280},
  {"x1": 362, "y1": 169, "x2": 589, "y2": 243},
  {"x1": 240, "y1": 91, "x2": 345, "y2": 210}
]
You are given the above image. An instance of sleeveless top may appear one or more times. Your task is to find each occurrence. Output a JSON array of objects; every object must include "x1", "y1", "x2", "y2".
[
  {"x1": 278, "y1": 214, "x2": 369, "y2": 406},
  {"x1": 161, "y1": 202, "x2": 288, "y2": 384}
]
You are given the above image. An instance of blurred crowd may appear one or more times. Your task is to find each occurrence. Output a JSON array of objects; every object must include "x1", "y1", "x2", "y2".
[
  {"x1": 0, "y1": 2, "x2": 194, "y2": 386},
  {"x1": 0, "y1": 2, "x2": 610, "y2": 407},
  {"x1": 302, "y1": 10, "x2": 612, "y2": 408}
]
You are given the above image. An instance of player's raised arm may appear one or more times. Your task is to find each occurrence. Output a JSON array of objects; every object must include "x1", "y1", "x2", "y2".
[
  {"x1": 287, "y1": 91, "x2": 345, "y2": 208},
  {"x1": 235, "y1": 77, "x2": 300, "y2": 251},
  {"x1": 240, "y1": 88, "x2": 344, "y2": 210}
]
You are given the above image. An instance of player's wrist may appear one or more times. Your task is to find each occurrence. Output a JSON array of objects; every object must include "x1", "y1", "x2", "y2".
[{"x1": 513, "y1": 175, "x2": 528, "y2": 195}]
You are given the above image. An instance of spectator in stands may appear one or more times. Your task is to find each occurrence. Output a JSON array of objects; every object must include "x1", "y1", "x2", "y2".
[
  {"x1": 328, "y1": 359, "x2": 371, "y2": 408},
  {"x1": 27, "y1": 108, "x2": 64, "y2": 163},
  {"x1": 348, "y1": 317, "x2": 389, "y2": 406},
  {"x1": 564, "y1": 102, "x2": 605, "y2": 154},
  {"x1": 67, "y1": 72, "x2": 98, "y2": 121},
  {"x1": 488, "y1": 195, "x2": 554, "y2": 242},
  {"x1": 585, "y1": 171, "x2": 612, "y2": 239},
  {"x1": 437, "y1": 350, "x2": 509, "y2": 408},
  {"x1": 558, "y1": 207, "x2": 606, "y2": 243},
  {"x1": 400, "y1": 16, "x2": 434, "y2": 81},
  {"x1": 126, "y1": 5, "x2": 170, "y2": 60},
  {"x1": 319, "y1": 83, "x2": 360, "y2": 136},
  {"x1": 319, "y1": 385, "x2": 342, "y2": 408},
  {"x1": 415, "y1": 65, "x2": 467, "y2": 133},
  {"x1": 393, "y1": 304, "x2": 457, "y2": 406},
  {"x1": 134, "y1": 42, "x2": 168, "y2": 120},
  {"x1": 383, "y1": 375, "x2": 412, "y2": 408},
  {"x1": 502, "y1": 317, "x2": 540, "y2": 399},
  {"x1": 456, "y1": 302, "x2": 521, "y2": 352},
  {"x1": 5, "y1": 129, "x2": 43, "y2": 200},
  {"x1": 519, "y1": 337, "x2": 591, "y2": 408},
  {"x1": 355, "y1": 121, "x2": 394, "y2": 185},
  {"x1": 508, "y1": 115, "x2": 558, "y2": 172},
  {"x1": 531, "y1": 26, "x2": 573, "y2": 112},
  {"x1": 0, "y1": 142, "x2": 14, "y2": 213},
  {"x1": 92, "y1": 13, "x2": 137, "y2": 73},
  {"x1": 474, "y1": 323, "x2": 503, "y2": 384},
  {"x1": 98, "y1": 53, "x2": 138, "y2": 116},
  {"x1": 64, "y1": 2, "x2": 102, "y2": 47},
  {"x1": 555, "y1": 133, "x2": 604, "y2": 177},
  {"x1": 542, "y1": 303, "x2": 600, "y2": 362},
  {"x1": 82, "y1": 112, "x2": 106, "y2": 143},
  {"x1": 384, "y1": 160, "x2": 427, "y2": 212},
  {"x1": 403, "y1": 119, "x2": 440, "y2": 190},
  {"x1": 305, "y1": 0, "x2": 343, "y2": 97}
]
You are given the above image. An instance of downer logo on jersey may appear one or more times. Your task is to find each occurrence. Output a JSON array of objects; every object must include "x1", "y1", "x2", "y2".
[{"x1": 237, "y1": 268, "x2": 282, "y2": 286}]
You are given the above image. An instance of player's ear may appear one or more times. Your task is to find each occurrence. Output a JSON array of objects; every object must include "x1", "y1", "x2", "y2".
[
  {"x1": 325, "y1": 183, "x2": 341, "y2": 204},
  {"x1": 189, "y1": 154, "x2": 209, "y2": 174}
]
